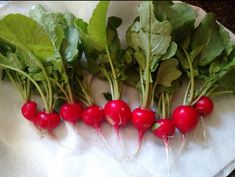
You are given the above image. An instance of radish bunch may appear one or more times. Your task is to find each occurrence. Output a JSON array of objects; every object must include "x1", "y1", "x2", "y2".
[{"x1": 0, "y1": 0, "x2": 235, "y2": 162}]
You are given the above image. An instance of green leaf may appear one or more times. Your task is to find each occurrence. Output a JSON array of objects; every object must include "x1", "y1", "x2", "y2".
[
  {"x1": 129, "y1": 1, "x2": 172, "y2": 71},
  {"x1": 191, "y1": 13, "x2": 224, "y2": 66},
  {"x1": 156, "y1": 58, "x2": 182, "y2": 87},
  {"x1": 189, "y1": 45, "x2": 204, "y2": 62},
  {"x1": 107, "y1": 16, "x2": 122, "y2": 63},
  {"x1": 29, "y1": 5, "x2": 65, "y2": 50},
  {"x1": 155, "y1": 80, "x2": 180, "y2": 95},
  {"x1": 0, "y1": 14, "x2": 54, "y2": 61},
  {"x1": 135, "y1": 51, "x2": 145, "y2": 70},
  {"x1": 153, "y1": 1, "x2": 196, "y2": 42},
  {"x1": 219, "y1": 67, "x2": 235, "y2": 89},
  {"x1": 219, "y1": 25, "x2": 234, "y2": 56},
  {"x1": 0, "y1": 52, "x2": 23, "y2": 69},
  {"x1": 87, "y1": 1, "x2": 109, "y2": 50},
  {"x1": 75, "y1": 18, "x2": 88, "y2": 34},
  {"x1": 161, "y1": 41, "x2": 177, "y2": 60},
  {"x1": 139, "y1": 2, "x2": 171, "y2": 36},
  {"x1": 30, "y1": 5, "x2": 81, "y2": 67}
]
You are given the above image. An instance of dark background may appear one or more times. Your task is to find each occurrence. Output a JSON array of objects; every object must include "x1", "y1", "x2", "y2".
[{"x1": 182, "y1": 1, "x2": 235, "y2": 177}]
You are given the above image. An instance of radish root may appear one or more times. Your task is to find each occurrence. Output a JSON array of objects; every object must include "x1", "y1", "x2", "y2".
[
  {"x1": 171, "y1": 134, "x2": 186, "y2": 164},
  {"x1": 163, "y1": 139, "x2": 170, "y2": 177},
  {"x1": 194, "y1": 115, "x2": 207, "y2": 143}
]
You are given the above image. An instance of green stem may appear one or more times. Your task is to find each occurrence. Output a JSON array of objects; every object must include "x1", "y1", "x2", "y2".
[
  {"x1": 0, "y1": 64, "x2": 49, "y2": 112},
  {"x1": 183, "y1": 80, "x2": 191, "y2": 105},
  {"x1": 61, "y1": 58, "x2": 74, "y2": 103},
  {"x1": 165, "y1": 93, "x2": 170, "y2": 118},
  {"x1": 98, "y1": 66, "x2": 114, "y2": 99},
  {"x1": 168, "y1": 94, "x2": 172, "y2": 117},
  {"x1": 182, "y1": 48, "x2": 194, "y2": 105},
  {"x1": 157, "y1": 94, "x2": 162, "y2": 116},
  {"x1": 82, "y1": 74, "x2": 94, "y2": 103},
  {"x1": 139, "y1": 67, "x2": 145, "y2": 104},
  {"x1": 49, "y1": 78, "x2": 71, "y2": 103},
  {"x1": 38, "y1": 61, "x2": 53, "y2": 111},
  {"x1": 15, "y1": 72, "x2": 26, "y2": 101},
  {"x1": 106, "y1": 46, "x2": 120, "y2": 100},
  {"x1": 142, "y1": 2, "x2": 152, "y2": 109},
  {"x1": 161, "y1": 93, "x2": 166, "y2": 118},
  {"x1": 26, "y1": 78, "x2": 31, "y2": 100},
  {"x1": 5, "y1": 70, "x2": 26, "y2": 102},
  {"x1": 76, "y1": 77, "x2": 93, "y2": 105},
  {"x1": 191, "y1": 80, "x2": 217, "y2": 105},
  {"x1": 209, "y1": 90, "x2": 233, "y2": 98}
]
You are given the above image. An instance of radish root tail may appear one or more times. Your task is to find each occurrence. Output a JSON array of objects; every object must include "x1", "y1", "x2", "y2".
[
  {"x1": 171, "y1": 134, "x2": 186, "y2": 164},
  {"x1": 164, "y1": 139, "x2": 170, "y2": 177}
]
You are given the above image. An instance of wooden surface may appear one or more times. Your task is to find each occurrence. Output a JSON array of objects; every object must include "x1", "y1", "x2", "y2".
[{"x1": 182, "y1": 1, "x2": 235, "y2": 177}]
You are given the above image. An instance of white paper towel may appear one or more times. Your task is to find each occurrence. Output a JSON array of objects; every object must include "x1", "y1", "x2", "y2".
[{"x1": 0, "y1": 1, "x2": 235, "y2": 177}]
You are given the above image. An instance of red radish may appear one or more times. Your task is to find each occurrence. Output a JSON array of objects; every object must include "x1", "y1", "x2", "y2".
[
  {"x1": 132, "y1": 108, "x2": 155, "y2": 143},
  {"x1": 153, "y1": 119, "x2": 175, "y2": 140},
  {"x1": 172, "y1": 105, "x2": 199, "y2": 134},
  {"x1": 104, "y1": 99, "x2": 132, "y2": 135},
  {"x1": 194, "y1": 96, "x2": 214, "y2": 116},
  {"x1": 36, "y1": 111, "x2": 61, "y2": 130},
  {"x1": 60, "y1": 103, "x2": 82, "y2": 125},
  {"x1": 21, "y1": 101, "x2": 37, "y2": 121},
  {"x1": 81, "y1": 105, "x2": 105, "y2": 129}
]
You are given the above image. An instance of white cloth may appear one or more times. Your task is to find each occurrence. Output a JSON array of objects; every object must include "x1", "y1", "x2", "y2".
[{"x1": 0, "y1": 1, "x2": 235, "y2": 177}]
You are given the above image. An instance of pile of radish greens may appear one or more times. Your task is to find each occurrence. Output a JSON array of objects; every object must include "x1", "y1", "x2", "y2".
[{"x1": 0, "y1": 0, "x2": 235, "y2": 159}]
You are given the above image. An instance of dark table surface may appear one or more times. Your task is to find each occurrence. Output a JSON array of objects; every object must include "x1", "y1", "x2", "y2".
[{"x1": 182, "y1": 1, "x2": 235, "y2": 177}]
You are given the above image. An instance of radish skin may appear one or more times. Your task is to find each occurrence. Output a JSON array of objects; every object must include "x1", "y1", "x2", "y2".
[{"x1": 132, "y1": 108, "x2": 156, "y2": 144}]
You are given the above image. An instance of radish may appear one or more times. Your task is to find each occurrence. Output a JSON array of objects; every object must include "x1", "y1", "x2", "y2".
[
  {"x1": 193, "y1": 96, "x2": 213, "y2": 143},
  {"x1": 172, "y1": 105, "x2": 199, "y2": 134},
  {"x1": 153, "y1": 119, "x2": 175, "y2": 173},
  {"x1": 81, "y1": 105, "x2": 104, "y2": 130},
  {"x1": 126, "y1": 1, "x2": 181, "y2": 157},
  {"x1": 36, "y1": 111, "x2": 61, "y2": 131},
  {"x1": 104, "y1": 99, "x2": 132, "y2": 136},
  {"x1": 60, "y1": 103, "x2": 82, "y2": 125},
  {"x1": 132, "y1": 108, "x2": 155, "y2": 143},
  {"x1": 194, "y1": 96, "x2": 214, "y2": 116},
  {"x1": 171, "y1": 105, "x2": 199, "y2": 160},
  {"x1": 153, "y1": 119, "x2": 175, "y2": 140},
  {"x1": 21, "y1": 101, "x2": 38, "y2": 121}
]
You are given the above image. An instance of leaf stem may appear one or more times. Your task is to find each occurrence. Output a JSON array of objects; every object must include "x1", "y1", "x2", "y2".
[
  {"x1": 0, "y1": 64, "x2": 50, "y2": 112},
  {"x1": 106, "y1": 46, "x2": 120, "y2": 100},
  {"x1": 142, "y1": 2, "x2": 152, "y2": 109},
  {"x1": 139, "y1": 67, "x2": 145, "y2": 104},
  {"x1": 75, "y1": 76, "x2": 94, "y2": 105},
  {"x1": 5, "y1": 70, "x2": 26, "y2": 102},
  {"x1": 49, "y1": 78, "x2": 71, "y2": 103},
  {"x1": 161, "y1": 92, "x2": 166, "y2": 118},
  {"x1": 182, "y1": 48, "x2": 194, "y2": 105},
  {"x1": 183, "y1": 80, "x2": 191, "y2": 105},
  {"x1": 209, "y1": 90, "x2": 233, "y2": 97},
  {"x1": 98, "y1": 65, "x2": 114, "y2": 99},
  {"x1": 38, "y1": 61, "x2": 53, "y2": 112}
]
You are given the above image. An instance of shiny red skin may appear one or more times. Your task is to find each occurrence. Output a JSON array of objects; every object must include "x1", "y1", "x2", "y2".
[
  {"x1": 35, "y1": 111, "x2": 61, "y2": 130},
  {"x1": 81, "y1": 105, "x2": 105, "y2": 128},
  {"x1": 132, "y1": 107, "x2": 156, "y2": 132},
  {"x1": 172, "y1": 105, "x2": 199, "y2": 134},
  {"x1": 60, "y1": 103, "x2": 82, "y2": 124},
  {"x1": 153, "y1": 119, "x2": 175, "y2": 140},
  {"x1": 21, "y1": 101, "x2": 37, "y2": 121},
  {"x1": 104, "y1": 100, "x2": 132, "y2": 128},
  {"x1": 194, "y1": 96, "x2": 214, "y2": 116}
]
